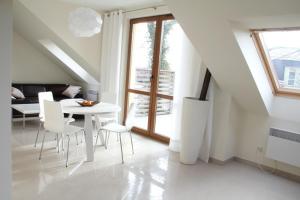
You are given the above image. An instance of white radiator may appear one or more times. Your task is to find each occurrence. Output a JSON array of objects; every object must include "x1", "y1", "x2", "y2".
[{"x1": 266, "y1": 128, "x2": 300, "y2": 167}]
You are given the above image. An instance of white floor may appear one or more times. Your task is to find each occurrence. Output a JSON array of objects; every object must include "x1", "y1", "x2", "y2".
[{"x1": 12, "y1": 120, "x2": 300, "y2": 200}]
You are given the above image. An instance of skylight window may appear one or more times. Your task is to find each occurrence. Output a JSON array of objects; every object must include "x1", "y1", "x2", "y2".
[{"x1": 252, "y1": 29, "x2": 300, "y2": 96}]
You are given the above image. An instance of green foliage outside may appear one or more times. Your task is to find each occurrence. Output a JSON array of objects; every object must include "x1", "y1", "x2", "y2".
[{"x1": 146, "y1": 21, "x2": 176, "y2": 70}]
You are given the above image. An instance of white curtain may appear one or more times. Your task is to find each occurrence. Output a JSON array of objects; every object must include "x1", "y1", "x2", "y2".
[
  {"x1": 169, "y1": 26, "x2": 214, "y2": 163},
  {"x1": 100, "y1": 10, "x2": 123, "y2": 104}
]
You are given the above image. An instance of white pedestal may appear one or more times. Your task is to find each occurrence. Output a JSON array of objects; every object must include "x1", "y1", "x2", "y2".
[{"x1": 180, "y1": 97, "x2": 210, "y2": 164}]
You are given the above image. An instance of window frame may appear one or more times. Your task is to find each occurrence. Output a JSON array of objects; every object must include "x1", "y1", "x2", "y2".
[{"x1": 251, "y1": 27, "x2": 300, "y2": 97}]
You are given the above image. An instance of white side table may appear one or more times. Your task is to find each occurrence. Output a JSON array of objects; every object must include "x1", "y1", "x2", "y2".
[{"x1": 11, "y1": 103, "x2": 40, "y2": 129}]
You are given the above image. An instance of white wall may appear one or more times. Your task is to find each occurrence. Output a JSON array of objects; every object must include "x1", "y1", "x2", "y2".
[
  {"x1": 210, "y1": 86, "x2": 242, "y2": 161},
  {"x1": 271, "y1": 96, "x2": 300, "y2": 123},
  {"x1": 165, "y1": 0, "x2": 300, "y2": 177},
  {"x1": 16, "y1": 0, "x2": 102, "y2": 79},
  {"x1": 237, "y1": 112, "x2": 300, "y2": 176},
  {"x1": 210, "y1": 84, "x2": 300, "y2": 176},
  {"x1": 232, "y1": 20, "x2": 300, "y2": 176},
  {"x1": 232, "y1": 23, "x2": 273, "y2": 113},
  {"x1": 165, "y1": 0, "x2": 273, "y2": 115},
  {"x1": 13, "y1": 31, "x2": 77, "y2": 84},
  {"x1": 269, "y1": 97, "x2": 300, "y2": 172},
  {"x1": 0, "y1": 0, "x2": 12, "y2": 199}
]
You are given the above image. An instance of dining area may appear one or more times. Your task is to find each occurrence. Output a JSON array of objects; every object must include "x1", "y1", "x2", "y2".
[
  {"x1": 11, "y1": 107, "x2": 168, "y2": 200},
  {"x1": 13, "y1": 91, "x2": 136, "y2": 168}
]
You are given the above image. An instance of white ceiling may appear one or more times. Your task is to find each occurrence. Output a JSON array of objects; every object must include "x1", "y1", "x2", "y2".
[{"x1": 61, "y1": 0, "x2": 165, "y2": 11}]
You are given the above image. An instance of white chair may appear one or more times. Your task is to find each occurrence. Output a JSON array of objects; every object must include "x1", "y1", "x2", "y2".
[
  {"x1": 92, "y1": 92, "x2": 118, "y2": 129},
  {"x1": 96, "y1": 103, "x2": 135, "y2": 163},
  {"x1": 92, "y1": 92, "x2": 118, "y2": 145},
  {"x1": 34, "y1": 92, "x2": 75, "y2": 147},
  {"x1": 39, "y1": 100, "x2": 84, "y2": 167}
]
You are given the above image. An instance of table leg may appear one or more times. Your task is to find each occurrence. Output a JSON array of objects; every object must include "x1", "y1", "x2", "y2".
[
  {"x1": 84, "y1": 114, "x2": 94, "y2": 162},
  {"x1": 95, "y1": 115, "x2": 105, "y2": 146},
  {"x1": 23, "y1": 114, "x2": 25, "y2": 129}
]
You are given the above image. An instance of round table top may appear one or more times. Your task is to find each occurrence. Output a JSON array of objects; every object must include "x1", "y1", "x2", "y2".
[{"x1": 61, "y1": 99, "x2": 121, "y2": 115}]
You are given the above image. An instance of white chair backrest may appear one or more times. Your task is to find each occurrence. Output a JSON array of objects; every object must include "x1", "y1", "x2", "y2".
[
  {"x1": 43, "y1": 100, "x2": 64, "y2": 133},
  {"x1": 125, "y1": 103, "x2": 136, "y2": 129},
  {"x1": 38, "y1": 92, "x2": 54, "y2": 119}
]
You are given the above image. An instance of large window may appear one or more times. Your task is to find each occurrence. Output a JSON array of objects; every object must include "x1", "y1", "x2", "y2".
[
  {"x1": 124, "y1": 14, "x2": 182, "y2": 143},
  {"x1": 252, "y1": 28, "x2": 300, "y2": 96}
]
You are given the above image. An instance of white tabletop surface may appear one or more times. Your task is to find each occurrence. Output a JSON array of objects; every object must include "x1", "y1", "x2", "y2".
[
  {"x1": 11, "y1": 103, "x2": 40, "y2": 114},
  {"x1": 61, "y1": 99, "x2": 121, "y2": 115},
  {"x1": 11, "y1": 99, "x2": 121, "y2": 115}
]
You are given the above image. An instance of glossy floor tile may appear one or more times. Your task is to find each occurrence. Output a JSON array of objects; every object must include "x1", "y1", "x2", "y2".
[{"x1": 12, "y1": 120, "x2": 300, "y2": 200}]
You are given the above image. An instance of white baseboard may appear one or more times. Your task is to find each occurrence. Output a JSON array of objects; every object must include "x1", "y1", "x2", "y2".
[{"x1": 209, "y1": 156, "x2": 300, "y2": 183}]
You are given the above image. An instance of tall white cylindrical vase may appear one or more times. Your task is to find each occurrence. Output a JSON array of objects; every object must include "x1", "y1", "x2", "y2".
[{"x1": 180, "y1": 97, "x2": 210, "y2": 164}]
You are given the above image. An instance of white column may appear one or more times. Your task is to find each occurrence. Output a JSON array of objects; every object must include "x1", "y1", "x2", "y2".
[
  {"x1": 84, "y1": 114, "x2": 94, "y2": 161},
  {"x1": 0, "y1": 0, "x2": 12, "y2": 199}
]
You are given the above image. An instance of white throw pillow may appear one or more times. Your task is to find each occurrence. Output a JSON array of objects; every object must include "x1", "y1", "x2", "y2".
[
  {"x1": 62, "y1": 85, "x2": 81, "y2": 98},
  {"x1": 11, "y1": 87, "x2": 25, "y2": 99}
]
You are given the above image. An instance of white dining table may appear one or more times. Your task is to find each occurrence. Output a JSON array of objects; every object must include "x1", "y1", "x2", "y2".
[{"x1": 61, "y1": 99, "x2": 121, "y2": 162}]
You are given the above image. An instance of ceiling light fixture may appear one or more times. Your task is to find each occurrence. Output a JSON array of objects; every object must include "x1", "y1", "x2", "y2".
[{"x1": 69, "y1": 7, "x2": 102, "y2": 37}]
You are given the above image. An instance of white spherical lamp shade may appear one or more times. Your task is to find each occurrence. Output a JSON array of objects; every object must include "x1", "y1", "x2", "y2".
[{"x1": 69, "y1": 7, "x2": 102, "y2": 37}]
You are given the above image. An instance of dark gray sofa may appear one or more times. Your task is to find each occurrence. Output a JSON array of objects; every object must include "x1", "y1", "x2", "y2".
[{"x1": 12, "y1": 83, "x2": 83, "y2": 118}]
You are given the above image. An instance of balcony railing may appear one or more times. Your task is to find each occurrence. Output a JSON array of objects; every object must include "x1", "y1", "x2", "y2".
[{"x1": 135, "y1": 68, "x2": 175, "y2": 116}]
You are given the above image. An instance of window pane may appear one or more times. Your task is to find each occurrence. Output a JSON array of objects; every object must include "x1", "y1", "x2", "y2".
[
  {"x1": 260, "y1": 30, "x2": 300, "y2": 90},
  {"x1": 127, "y1": 93, "x2": 149, "y2": 130},
  {"x1": 157, "y1": 20, "x2": 181, "y2": 96},
  {"x1": 154, "y1": 97, "x2": 174, "y2": 137},
  {"x1": 129, "y1": 22, "x2": 156, "y2": 92}
]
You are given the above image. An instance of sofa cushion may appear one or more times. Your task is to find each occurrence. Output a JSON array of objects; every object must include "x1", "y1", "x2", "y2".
[
  {"x1": 11, "y1": 87, "x2": 25, "y2": 99},
  {"x1": 22, "y1": 85, "x2": 46, "y2": 97},
  {"x1": 12, "y1": 84, "x2": 23, "y2": 92},
  {"x1": 46, "y1": 84, "x2": 69, "y2": 96},
  {"x1": 62, "y1": 85, "x2": 81, "y2": 98}
]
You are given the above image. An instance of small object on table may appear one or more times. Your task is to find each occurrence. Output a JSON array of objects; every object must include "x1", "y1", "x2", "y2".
[{"x1": 76, "y1": 100, "x2": 97, "y2": 107}]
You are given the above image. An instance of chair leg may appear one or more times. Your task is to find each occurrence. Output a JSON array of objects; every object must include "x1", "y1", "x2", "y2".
[
  {"x1": 39, "y1": 131, "x2": 46, "y2": 160},
  {"x1": 119, "y1": 133, "x2": 124, "y2": 164},
  {"x1": 34, "y1": 121, "x2": 42, "y2": 147},
  {"x1": 56, "y1": 133, "x2": 60, "y2": 153},
  {"x1": 105, "y1": 130, "x2": 108, "y2": 146},
  {"x1": 94, "y1": 131, "x2": 99, "y2": 152},
  {"x1": 129, "y1": 131, "x2": 134, "y2": 155},
  {"x1": 81, "y1": 131, "x2": 85, "y2": 143},
  {"x1": 106, "y1": 131, "x2": 111, "y2": 146},
  {"x1": 75, "y1": 132, "x2": 79, "y2": 145},
  {"x1": 99, "y1": 130, "x2": 106, "y2": 149},
  {"x1": 66, "y1": 135, "x2": 70, "y2": 168},
  {"x1": 61, "y1": 133, "x2": 64, "y2": 151},
  {"x1": 82, "y1": 130, "x2": 86, "y2": 143},
  {"x1": 95, "y1": 131, "x2": 99, "y2": 146}
]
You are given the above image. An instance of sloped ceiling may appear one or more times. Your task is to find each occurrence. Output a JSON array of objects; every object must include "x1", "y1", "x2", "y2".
[
  {"x1": 13, "y1": 0, "x2": 100, "y2": 85},
  {"x1": 165, "y1": 0, "x2": 300, "y2": 114}
]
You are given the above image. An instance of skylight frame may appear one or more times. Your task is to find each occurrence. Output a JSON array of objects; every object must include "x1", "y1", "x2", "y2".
[{"x1": 251, "y1": 27, "x2": 300, "y2": 97}]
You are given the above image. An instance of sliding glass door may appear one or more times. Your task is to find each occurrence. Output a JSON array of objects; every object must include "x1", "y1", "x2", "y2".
[{"x1": 124, "y1": 15, "x2": 178, "y2": 142}]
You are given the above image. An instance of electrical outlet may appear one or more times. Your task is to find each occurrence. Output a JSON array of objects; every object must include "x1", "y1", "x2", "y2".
[{"x1": 257, "y1": 147, "x2": 263, "y2": 152}]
